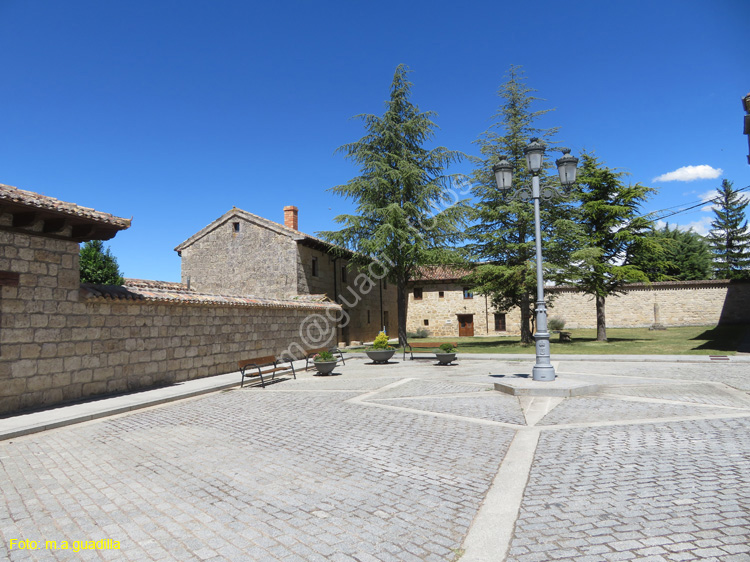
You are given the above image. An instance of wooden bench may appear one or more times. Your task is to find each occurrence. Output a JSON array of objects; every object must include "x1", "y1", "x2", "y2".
[
  {"x1": 404, "y1": 342, "x2": 458, "y2": 361},
  {"x1": 238, "y1": 356, "x2": 296, "y2": 388},
  {"x1": 304, "y1": 347, "x2": 346, "y2": 371}
]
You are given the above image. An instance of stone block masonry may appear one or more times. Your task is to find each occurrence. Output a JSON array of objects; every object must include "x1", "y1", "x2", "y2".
[{"x1": 0, "y1": 229, "x2": 340, "y2": 416}]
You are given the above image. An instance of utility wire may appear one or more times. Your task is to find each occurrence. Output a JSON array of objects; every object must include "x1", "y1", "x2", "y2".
[{"x1": 644, "y1": 184, "x2": 750, "y2": 222}]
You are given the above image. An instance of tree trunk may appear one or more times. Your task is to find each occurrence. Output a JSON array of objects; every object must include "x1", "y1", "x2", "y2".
[
  {"x1": 596, "y1": 294, "x2": 607, "y2": 341},
  {"x1": 520, "y1": 291, "x2": 533, "y2": 345},
  {"x1": 397, "y1": 280, "x2": 408, "y2": 348}
]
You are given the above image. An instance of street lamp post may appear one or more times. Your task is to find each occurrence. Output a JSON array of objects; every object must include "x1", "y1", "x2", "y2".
[{"x1": 493, "y1": 139, "x2": 578, "y2": 381}]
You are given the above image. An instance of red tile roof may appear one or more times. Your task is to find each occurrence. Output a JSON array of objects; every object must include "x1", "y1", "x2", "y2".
[
  {"x1": 81, "y1": 282, "x2": 338, "y2": 310},
  {"x1": 0, "y1": 183, "x2": 131, "y2": 229},
  {"x1": 411, "y1": 265, "x2": 473, "y2": 282}
]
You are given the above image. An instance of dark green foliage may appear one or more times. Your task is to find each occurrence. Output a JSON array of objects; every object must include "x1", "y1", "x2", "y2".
[
  {"x1": 563, "y1": 152, "x2": 656, "y2": 341},
  {"x1": 320, "y1": 65, "x2": 468, "y2": 346},
  {"x1": 631, "y1": 224, "x2": 712, "y2": 281},
  {"x1": 79, "y1": 240, "x2": 124, "y2": 285},
  {"x1": 707, "y1": 179, "x2": 750, "y2": 279},
  {"x1": 463, "y1": 66, "x2": 577, "y2": 344}
]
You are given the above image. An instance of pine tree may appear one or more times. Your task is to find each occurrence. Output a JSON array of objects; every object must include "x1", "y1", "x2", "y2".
[
  {"x1": 80, "y1": 240, "x2": 124, "y2": 285},
  {"x1": 563, "y1": 152, "x2": 656, "y2": 341},
  {"x1": 320, "y1": 64, "x2": 467, "y2": 346},
  {"x1": 708, "y1": 179, "x2": 750, "y2": 279},
  {"x1": 463, "y1": 66, "x2": 577, "y2": 344},
  {"x1": 631, "y1": 225, "x2": 712, "y2": 281}
]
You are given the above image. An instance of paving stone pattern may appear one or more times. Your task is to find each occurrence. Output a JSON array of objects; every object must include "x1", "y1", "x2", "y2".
[
  {"x1": 559, "y1": 361, "x2": 750, "y2": 392},
  {"x1": 367, "y1": 379, "x2": 490, "y2": 400},
  {"x1": 600, "y1": 383, "x2": 750, "y2": 408},
  {"x1": 0, "y1": 386, "x2": 515, "y2": 562},
  {"x1": 537, "y1": 397, "x2": 741, "y2": 426},
  {"x1": 373, "y1": 394, "x2": 526, "y2": 425},
  {"x1": 507, "y1": 418, "x2": 750, "y2": 562}
]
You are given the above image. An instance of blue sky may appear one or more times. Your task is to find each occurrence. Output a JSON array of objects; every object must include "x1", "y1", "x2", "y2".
[{"x1": 2, "y1": 0, "x2": 748, "y2": 282}]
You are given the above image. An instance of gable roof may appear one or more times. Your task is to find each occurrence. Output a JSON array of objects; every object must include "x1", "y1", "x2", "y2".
[
  {"x1": 174, "y1": 207, "x2": 352, "y2": 256},
  {"x1": 0, "y1": 183, "x2": 131, "y2": 242}
]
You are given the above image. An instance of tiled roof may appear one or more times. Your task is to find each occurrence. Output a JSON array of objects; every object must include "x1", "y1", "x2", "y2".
[
  {"x1": 411, "y1": 265, "x2": 473, "y2": 282},
  {"x1": 123, "y1": 278, "x2": 189, "y2": 291},
  {"x1": 81, "y1": 282, "x2": 338, "y2": 310},
  {"x1": 0, "y1": 183, "x2": 131, "y2": 229}
]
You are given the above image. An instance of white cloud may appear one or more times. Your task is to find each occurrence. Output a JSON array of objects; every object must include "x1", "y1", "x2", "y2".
[
  {"x1": 653, "y1": 165, "x2": 723, "y2": 182},
  {"x1": 656, "y1": 217, "x2": 713, "y2": 236}
]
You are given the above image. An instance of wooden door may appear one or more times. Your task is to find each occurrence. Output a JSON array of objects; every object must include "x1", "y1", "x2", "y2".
[{"x1": 457, "y1": 314, "x2": 474, "y2": 337}]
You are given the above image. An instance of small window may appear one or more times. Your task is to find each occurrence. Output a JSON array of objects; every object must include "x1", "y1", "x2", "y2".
[
  {"x1": 494, "y1": 313, "x2": 507, "y2": 331},
  {"x1": 463, "y1": 288, "x2": 473, "y2": 299},
  {"x1": 413, "y1": 288, "x2": 423, "y2": 300},
  {"x1": 367, "y1": 310, "x2": 371, "y2": 324},
  {"x1": 341, "y1": 266, "x2": 347, "y2": 283},
  {"x1": 438, "y1": 291, "x2": 445, "y2": 299},
  {"x1": 312, "y1": 257, "x2": 319, "y2": 277},
  {"x1": 423, "y1": 319, "x2": 429, "y2": 326},
  {"x1": 232, "y1": 222, "x2": 240, "y2": 235}
]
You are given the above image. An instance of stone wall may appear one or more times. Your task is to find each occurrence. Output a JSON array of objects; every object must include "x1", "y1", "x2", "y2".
[
  {"x1": 0, "y1": 229, "x2": 340, "y2": 415},
  {"x1": 406, "y1": 280, "x2": 750, "y2": 337},
  {"x1": 546, "y1": 280, "x2": 750, "y2": 329}
]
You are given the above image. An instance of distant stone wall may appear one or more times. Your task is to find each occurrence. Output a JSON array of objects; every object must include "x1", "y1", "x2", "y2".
[
  {"x1": 0, "y1": 230, "x2": 340, "y2": 415},
  {"x1": 406, "y1": 279, "x2": 750, "y2": 337},
  {"x1": 547, "y1": 280, "x2": 750, "y2": 329}
]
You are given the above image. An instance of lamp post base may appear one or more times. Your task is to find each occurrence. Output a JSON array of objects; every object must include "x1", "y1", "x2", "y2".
[{"x1": 532, "y1": 364, "x2": 556, "y2": 381}]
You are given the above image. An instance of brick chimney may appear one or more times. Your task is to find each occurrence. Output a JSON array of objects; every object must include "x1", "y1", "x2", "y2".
[{"x1": 284, "y1": 205, "x2": 299, "y2": 230}]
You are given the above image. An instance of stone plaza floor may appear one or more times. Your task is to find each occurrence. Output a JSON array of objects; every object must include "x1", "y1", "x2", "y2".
[{"x1": 1, "y1": 355, "x2": 749, "y2": 561}]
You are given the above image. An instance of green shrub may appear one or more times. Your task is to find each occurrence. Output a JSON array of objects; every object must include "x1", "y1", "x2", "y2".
[
  {"x1": 406, "y1": 328, "x2": 430, "y2": 339},
  {"x1": 548, "y1": 316, "x2": 566, "y2": 331},
  {"x1": 371, "y1": 331, "x2": 394, "y2": 350},
  {"x1": 314, "y1": 351, "x2": 335, "y2": 362},
  {"x1": 439, "y1": 343, "x2": 456, "y2": 353}
]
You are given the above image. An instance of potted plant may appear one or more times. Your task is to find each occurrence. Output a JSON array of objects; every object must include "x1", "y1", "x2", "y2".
[
  {"x1": 435, "y1": 343, "x2": 457, "y2": 365},
  {"x1": 365, "y1": 331, "x2": 396, "y2": 364},
  {"x1": 312, "y1": 351, "x2": 338, "y2": 375}
]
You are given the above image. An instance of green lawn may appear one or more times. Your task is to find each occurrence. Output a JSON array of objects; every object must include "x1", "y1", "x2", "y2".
[{"x1": 407, "y1": 325, "x2": 750, "y2": 355}]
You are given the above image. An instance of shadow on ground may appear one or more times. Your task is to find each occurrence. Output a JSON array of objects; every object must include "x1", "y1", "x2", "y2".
[{"x1": 691, "y1": 324, "x2": 750, "y2": 353}]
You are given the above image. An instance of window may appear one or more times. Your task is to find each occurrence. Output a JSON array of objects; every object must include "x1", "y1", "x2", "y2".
[
  {"x1": 232, "y1": 222, "x2": 240, "y2": 236},
  {"x1": 413, "y1": 288, "x2": 423, "y2": 300},
  {"x1": 367, "y1": 310, "x2": 371, "y2": 324},
  {"x1": 341, "y1": 266, "x2": 347, "y2": 283},
  {"x1": 494, "y1": 313, "x2": 507, "y2": 331},
  {"x1": 312, "y1": 257, "x2": 319, "y2": 277},
  {"x1": 423, "y1": 319, "x2": 429, "y2": 326},
  {"x1": 463, "y1": 287, "x2": 474, "y2": 299},
  {"x1": 438, "y1": 291, "x2": 445, "y2": 299}
]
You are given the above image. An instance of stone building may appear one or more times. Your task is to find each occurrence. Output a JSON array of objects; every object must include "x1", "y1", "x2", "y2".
[
  {"x1": 406, "y1": 266, "x2": 520, "y2": 338},
  {"x1": 407, "y1": 265, "x2": 750, "y2": 337},
  {"x1": 175, "y1": 205, "x2": 398, "y2": 344}
]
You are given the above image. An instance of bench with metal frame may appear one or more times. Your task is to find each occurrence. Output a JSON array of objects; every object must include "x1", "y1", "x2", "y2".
[
  {"x1": 403, "y1": 342, "x2": 459, "y2": 361},
  {"x1": 238, "y1": 356, "x2": 296, "y2": 388}
]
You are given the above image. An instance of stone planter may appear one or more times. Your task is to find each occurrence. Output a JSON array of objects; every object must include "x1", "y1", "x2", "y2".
[
  {"x1": 366, "y1": 349, "x2": 395, "y2": 364},
  {"x1": 435, "y1": 352, "x2": 457, "y2": 365},
  {"x1": 314, "y1": 361, "x2": 338, "y2": 375}
]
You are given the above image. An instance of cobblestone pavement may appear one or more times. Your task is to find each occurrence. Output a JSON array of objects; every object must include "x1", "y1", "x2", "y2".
[{"x1": 1, "y1": 357, "x2": 749, "y2": 561}]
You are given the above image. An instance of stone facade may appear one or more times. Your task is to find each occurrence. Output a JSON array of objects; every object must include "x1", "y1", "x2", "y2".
[{"x1": 176, "y1": 207, "x2": 398, "y2": 344}]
